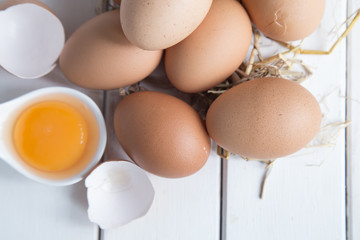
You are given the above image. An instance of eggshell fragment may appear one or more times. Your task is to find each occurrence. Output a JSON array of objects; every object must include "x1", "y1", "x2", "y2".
[
  {"x1": 242, "y1": 0, "x2": 326, "y2": 41},
  {"x1": 0, "y1": 3, "x2": 64, "y2": 79},
  {"x1": 60, "y1": 10, "x2": 162, "y2": 90},
  {"x1": 120, "y1": 0, "x2": 213, "y2": 50},
  {"x1": 85, "y1": 161, "x2": 155, "y2": 229},
  {"x1": 0, "y1": 0, "x2": 53, "y2": 12},
  {"x1": 114, "y1": 91, "x2": 211, "y2": 178},
  {"x1": 206, "y1": 77, "x2": 322, "y2": 160},
  {"x1": 165, "y1": 0, "x2": 252, "y2": 93}
]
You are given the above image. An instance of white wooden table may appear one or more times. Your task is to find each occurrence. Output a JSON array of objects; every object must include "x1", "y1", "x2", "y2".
[{"x1": 0, "y1": 0, "x2": 359, "y2": 239}]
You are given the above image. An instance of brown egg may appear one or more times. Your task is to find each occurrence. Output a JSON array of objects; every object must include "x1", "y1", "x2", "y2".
[
  {"x1": 120, "y1": 0, "x2": 213, "y2": 50},
  {"x1": 0, "y1": 0, "x2": 53, "y2": 12},
  {"x1": 242, "y1": 0, "x2": 326, "y2": 41},
  {"x1": 60, "y1": 10, "x2": 162, "y2": 90},
  {"x1": 206, "y1": 77, "x2": 322, "y2": 160},
  {"x1": 165, "y1": 0, "x2": 252, "y2": 93},
  {"x1": 114, "y1": 91, "x2": 211, "y2": 178}
]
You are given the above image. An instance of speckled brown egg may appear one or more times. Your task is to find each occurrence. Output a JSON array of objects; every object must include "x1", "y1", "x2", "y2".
[
  {"x1": 241, "y1": 0, "x2": 326, "y2": 41},
  {"x1": 60, "y1": 10, "x2": 162, "y2": 90},
  {"x1": 206, "y1": 77, "x2": 322, "y2": 160},
  {"x1": 165, "y1": 0, "x2": 252, "y2": 93},
  {"x1": 120, "y1": 0, "x2": 213, "y2": 50},
  {"x1": 114, "y1": 91, "x2": 211, "y2": 178}
]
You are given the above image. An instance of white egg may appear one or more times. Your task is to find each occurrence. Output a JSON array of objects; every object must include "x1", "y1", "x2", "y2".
[{"x1": 85, "y1": 161, "x2": 155, "y2": 229}]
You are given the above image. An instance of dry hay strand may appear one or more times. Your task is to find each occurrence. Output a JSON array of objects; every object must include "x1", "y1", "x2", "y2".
[
  {"x1": 307, "y1": 120, "x2": 351, "y2": 150},
  {"x1": 119, "y1": 82, "x2": 146, "y2": 97},
  {"x1": 260, "y1": 159, "x2": 277, "y2": 199},
  {"x1": 202, "y1": 8, "x2": 360, "y2": 106}
]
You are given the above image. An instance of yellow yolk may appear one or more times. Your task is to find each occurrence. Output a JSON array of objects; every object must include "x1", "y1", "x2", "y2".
[{"x1": 13, "y1": 101, "x2": 88, "y2": 172}]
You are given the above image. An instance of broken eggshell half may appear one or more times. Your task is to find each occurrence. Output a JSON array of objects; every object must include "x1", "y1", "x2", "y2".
[
  {"x1": 0, "y1": 3, "x2": 64, "y2": 79},
  {"x1": 85, "y1": 160, "x2": 155, "y2": 229}
]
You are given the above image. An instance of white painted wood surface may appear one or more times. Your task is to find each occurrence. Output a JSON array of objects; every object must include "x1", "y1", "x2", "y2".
[
  {"x1": 0, "y1": 0, "x2": 359, "y2": 240},
  {"x1": 347, "y1": 0, "x2": 360, "y2": 240}
]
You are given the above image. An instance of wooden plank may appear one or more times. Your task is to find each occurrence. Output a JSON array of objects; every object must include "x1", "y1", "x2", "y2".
[
  {"x1": 225, "y1": 0, "x2": 347, "y2": 239},
  {"x1": 102, "y1": 86, "x2": 221, "y2": 239},
  {"x1": 346, "y1": 0, "x2": 360, "y2": 239},
  {"x1": 0, "y1": 0, "x2": 103, "y2": 239}
]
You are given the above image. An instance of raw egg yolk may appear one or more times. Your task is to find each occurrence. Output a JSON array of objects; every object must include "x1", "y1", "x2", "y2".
[{"x1": 13, "y1": 101, "x2": 88, "y2": 172}]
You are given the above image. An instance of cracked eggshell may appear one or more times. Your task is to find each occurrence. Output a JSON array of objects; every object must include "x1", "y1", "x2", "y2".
[
  {"x1": 241, "y1": 0, "x2": 326, "y2": 41},
  {"x1": 85, "y1": 161, "x2": 155, "y2": 229},
  {"x1": 120, "y1": 0, "x2": 213, "y2": 50},
  {"x1": 60, "y1": 10, "x2": 162, "y2": 90},
  {"x1": 114, "y1": 91, "x2": 211, "y2": 178},
  {"x1": 0, "y1": 3, "x2": 64, "y2": 78}
]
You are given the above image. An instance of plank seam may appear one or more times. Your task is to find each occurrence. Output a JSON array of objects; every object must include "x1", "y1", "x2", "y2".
[
  {"x1": 98, "y1": 90, "x2": 108, "y2": 240},
  {"x1": 220, "y1": 157, "x2": 228, "y2": 240},
  {"x1": 345, "y1": 0, "x2": 350, "y2": 239}
]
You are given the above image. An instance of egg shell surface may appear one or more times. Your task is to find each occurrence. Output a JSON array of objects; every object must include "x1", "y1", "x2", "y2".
[
  {"x1": 165, "y1": 0, "x2": 252, "y2": 93},
  {"x1": 86, "y1": 160, "x2": 155, "y2": 229},
  {"x1": 60, "y1": 10, "x2": 162, "y2": 90},
  {"x1": 241, "y1": 0, "x2": 326, "y2": 41},
  {"x1": 120, "y1": 0, "x2": 213, "y2": 50},
  {"x1": 0, "y1": 0, "x2": 53, "y2": 12},
  {"x1": 206, "y1": 77, "x2": 322, "y2": 160},
  {"x1": 114, "y1": 91, "x2": 211, "y2": 178},
  {"x1": 0, "y1": 3, "x2": 64, "y2": 79}
]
